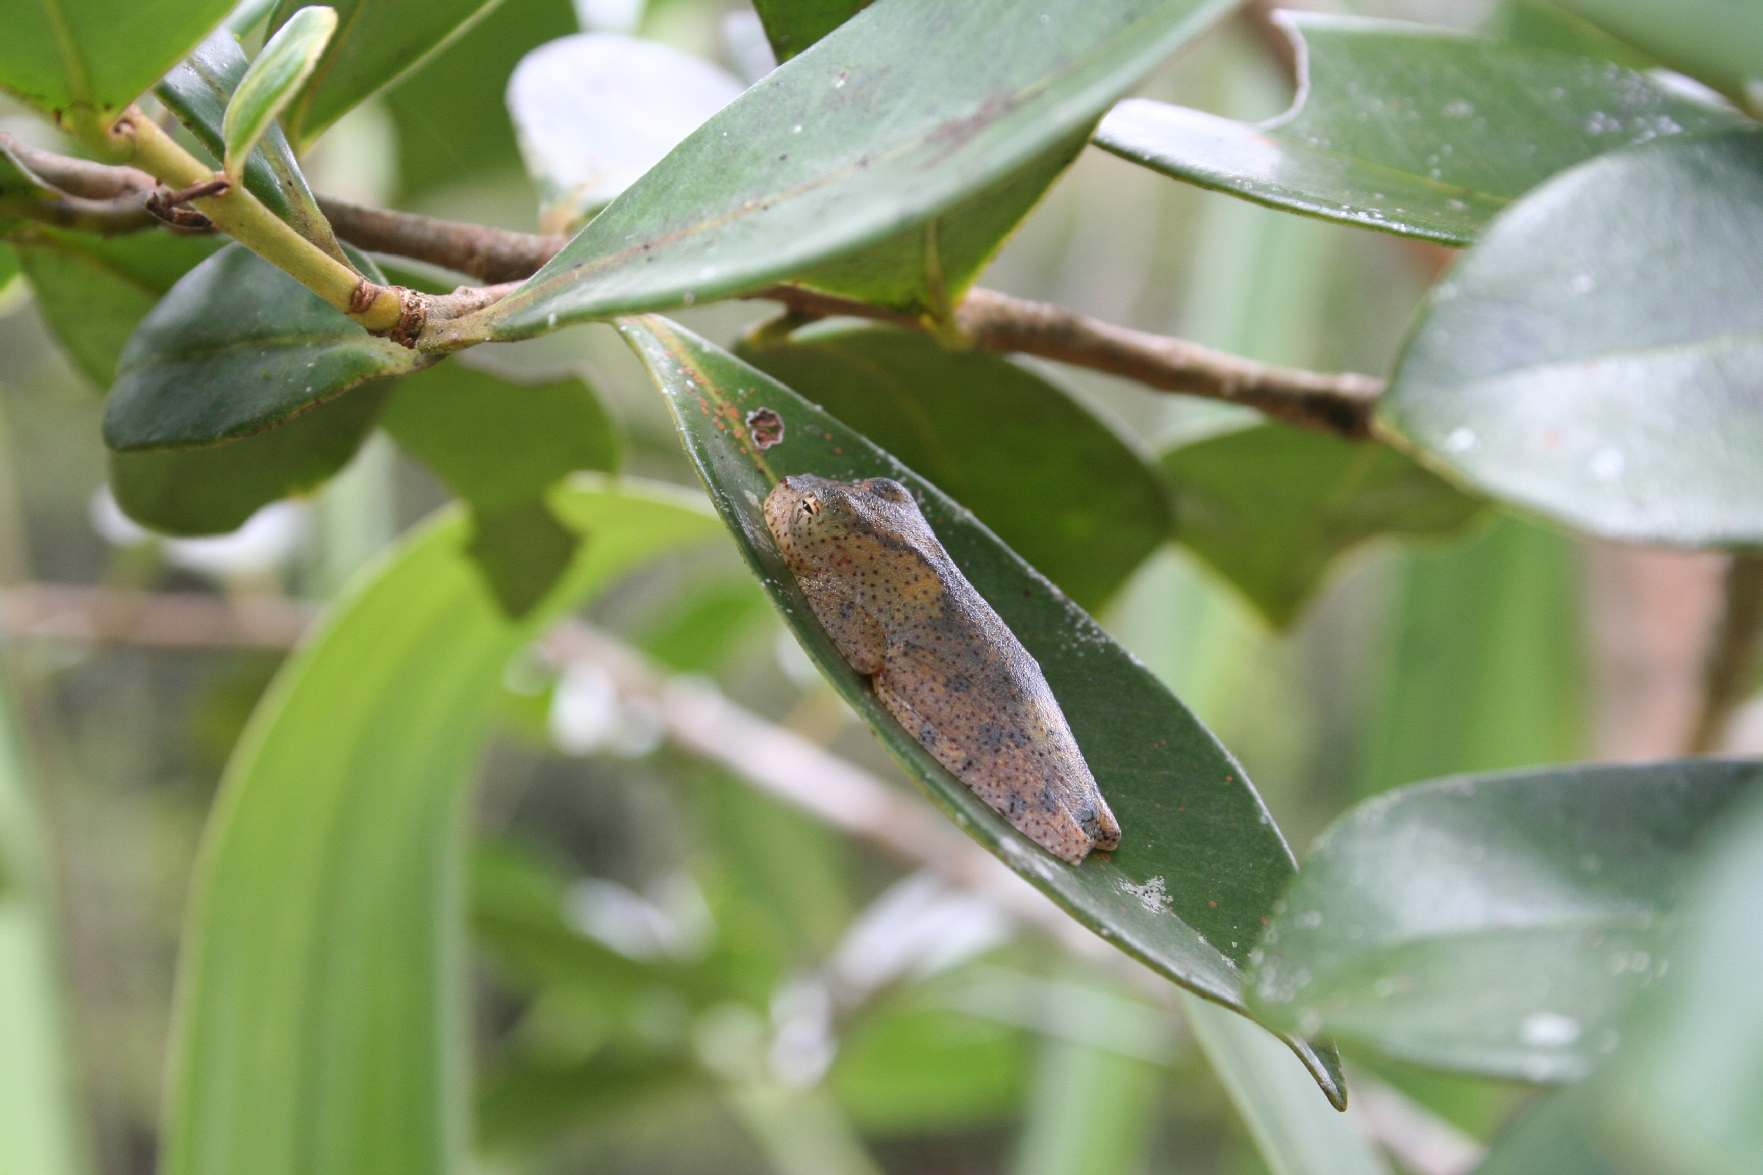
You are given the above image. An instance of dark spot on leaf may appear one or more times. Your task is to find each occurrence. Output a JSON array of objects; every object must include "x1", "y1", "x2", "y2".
[{"x1": 746, "y1": 407, "x2": 785, "y2": 450}]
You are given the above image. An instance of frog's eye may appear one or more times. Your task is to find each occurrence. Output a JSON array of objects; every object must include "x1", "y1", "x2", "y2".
[
  {"x1": 798, "y1": 493, "x2": 822, "y2": 517},
  {"x1": 867, "y1": 478, "x2": 910, "y2": 503}
]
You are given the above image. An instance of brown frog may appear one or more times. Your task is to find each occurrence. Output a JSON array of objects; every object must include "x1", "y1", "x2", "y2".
[{"x1": 764, "y1": 473, "x2": 1120, "y2": 864}]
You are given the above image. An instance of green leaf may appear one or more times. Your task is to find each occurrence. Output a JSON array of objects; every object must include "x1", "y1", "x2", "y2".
[
  {"x1": 158, "y1": 31, "x2": 346, "y2": 260},
  {"x1": 619, "y1": 315, "x2": 1347, "y2": 1108},
  {"x1": 1093, "y1": 14, "x2": 1744, "y2": 246},
  {"x1": 11, "y1": 228, "x2": 219, "y2": 387},
  {"x1": 1159, "y1": 423, "x2": 1483, "y2": 626},
  {"x1": 737, "y1": 322, "x2": 1168, "y2": 611},
  {"x1": 1482, "y1": 0, "x2": 1656, "y2": 68},
  {"x1": 1607, "y1": 792, "x2": 1763, "y2": 1171},
  {"x1": 1552, "y1": 0, "x2": 1763, "y2": 104},
  {"x1": 380, "y1": 358, "x2": 620, "y2": 614},
  {"x1": 109, "y1": 385, "x2": 386, "y2": 534},
  {"x1": 1247, "y1": 759, "x2": 1763, "y2": 1081},
  {"x1": 507, "y1": 33, "x2": 744, "y2": 234},
  {"x1": 752, "y1": 0, "x2": 870, "y2": 62},
  {"x1": 453, "y1": 0, "x2": 1237, "y2": 342},
  {"x1": 161, "y1": 478, "x2": 718, "y2": 1175},
  {"x1": 103, "y1": 243, "x2": 422, "y2": 450},
  {"x1": 0, "y1": 678, "x2": 88, "y2": 1175},
  {"x1": 267, "y1": 0, "x2": 507, "y2": 149},
  {"x1": 1379, "y1": 129, "x2": 1763, "y2": 546},
  {"x1": 0, "y1": 0, "x2": 233, "y2": 128},
  {"x1": 223, "y1": 6, "x2": 336, "y2": 178}
]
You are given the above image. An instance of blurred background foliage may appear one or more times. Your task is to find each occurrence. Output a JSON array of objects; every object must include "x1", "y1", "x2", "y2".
[{"x1": 0, "y1": 0, "x2": 1756, "y2": 1172}]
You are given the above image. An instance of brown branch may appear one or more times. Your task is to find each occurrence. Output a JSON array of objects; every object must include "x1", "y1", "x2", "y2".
[
  {"x1": 317, "y1": 196, "x2": 566, "y2": 284},
  {"x1": 0, "y1": 584, "x2": 313, "y2": 650},
  {"x1": 2, "y1": 145, "x2": 1385, "y2": 433},
  {"x1": 1686, "y1": 554, "x2": 1763, "y2": 753}
]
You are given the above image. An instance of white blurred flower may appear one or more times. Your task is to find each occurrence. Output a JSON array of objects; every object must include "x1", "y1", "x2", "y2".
[{"x1": 90, "y1": 486, "x2": 308, "y2": 580}]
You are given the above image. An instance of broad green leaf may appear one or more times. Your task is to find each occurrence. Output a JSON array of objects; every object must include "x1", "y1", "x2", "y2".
[
  {"x1": 11, "y1": 228, "x2": 219, "y2": 387},
  {"x1": 1608, "y1": 793, "x2": 1763, "y2": 1172},
  {"x1": 1359, "y1": 516, "x2": 1586, "y2": 800},
  {"x1": 380, "y1": 360, "x2": 619, "y2": 509},
  {"x1": 1482, "y1": 0, "x2": 1654, "y2": 68},
  {"x1": 507, "y1": 33, "x2": 744, "y2": 234},
  {"x1": 158, "y1": 31, "x2": 346, "y2": 259},
  {"x1": 0, "y1": 677, "x2": 87, "y2": 1175},
  {"x1": 1160, "y1": 424, "x2": 1483, "y2": 627},
  {"x1": 833, "y1": 1006, "x2": 1025, "y2": 1134},
  {"x1": 619, "y1": 316, "x2": 1347, "y2": 1108},
  {"x1": 1554, "y1": 0, "x2": 1763, "y2": 104},
  {"x1": 752, "y1": 0, "x2": 869, "y2": 62},
  {"x1": 1248, "y1": 759, "x2": 1762, "y2": 1081},
  {"x1": 450, "y1": 0, "x2": 1237, "y2": 343},
  {"x1": 1476, "y1": 1084, "x2": 1622, "y2": 1175},
  {"x1": 380, "y1": 359, "x2": 620, "y2": 614},
  {"x1": 223, "y1": 6, "x2": 337, "y2": 177},
  {"x1": 1012, "y1": 1002, "x2": 1164, "y2": 1175},
  {"x1": 1093, "y1": 14, "x2": 1744, "y2": 246},
  {"x1": 1183, "y1": 994, "x2": 1391, "y2": 1175},
  {"x1": 382, "y1": 0, "x2": 575, "y2": 200},
  {"x1": 1380, "y1": 129, "x2": 1763, "y2": 546},
  {"x1": 737, "y1": 322, "x2": 1168, "y2": 611},
  {"x1": 161, "y1": 478, "x2": 718, "y2": 1175},
  {"x1": 109, "y1": 385, "x2": 386, "y2": 534},
  {"x1": 267, "y1": 0, "x2": 507, "y2": 148},
  {"x1": 0, "y1": 0, "x2": 232, "y2": 128},
  {"x1": 103, "y1": 243, "x2": 422, "y2": 450}
]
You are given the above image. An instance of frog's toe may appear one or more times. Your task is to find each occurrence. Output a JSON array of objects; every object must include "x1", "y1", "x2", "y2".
[
  {"x1": 1015, "y1": 796, "x2": 1093, "y2": 865},
  {"x1": 1081, "y1": 796, "x2": 1121, "y2": 853}
]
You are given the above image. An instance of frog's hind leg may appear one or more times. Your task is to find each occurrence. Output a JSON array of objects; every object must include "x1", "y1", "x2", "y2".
[
  {"x1": 876, "y1": 673, "x2": 1093, "y2": 865},
  {"x1": 800, "y1": 574, "x2": 886, "y2": 675}
]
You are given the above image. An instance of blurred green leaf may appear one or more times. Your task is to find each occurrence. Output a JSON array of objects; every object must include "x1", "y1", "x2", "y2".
[
  {"x1": 1477, "y1": 1084, "x2": 1624, "y2": 1175},
  {"x1": 477, "y1": 1051, "x2": 708, "y2": 1156},
  {"x1": 161, "y1": 478, "x2": 718, "y2": 1175},
  {"x1": 507, "y1": 33, "x2": 744, "y2": 233},
  {"x1": 1160, "y1": 424, "x2": 1483, "y2": 627},
  {"x1": 267, "y1": 0, "x2": 507, "y2": 149},
  {"x1": 1183, "y1": 993, "x2": 1389, "y2": 1175},
  {"x1": 1552, "y1": 0, "x2": 1763, "y2": 103},
  {"x1": 103, "y1": 243, "x2": 421, "y2": 450},
  {"x1": 635, "y1": 577, "x2": 772, "y2": 674},
  {"x1": 1094, "y1": 14, "x2": 1742, "y2": 246},
  {"x1": 109, "y1": 383, "x2": 386, "y2": 534},
  {"x1": 0, "y1": 0, "x2": 232, "y2": 127},
  {"x1": 380, "y1": 358, "x2": 619, "y2": 615},
  {"x1": 1381, "y1": 129, "x2": 1763, "y2": 546},
  {"x1": 380, "y1": 361, "x2": 619, "y2": 509},
  {"x1": 619, "y1": 315, "x2": 1346, "y2": 1107},
  {"x1": 1248, "y1": 759, "x2": 1762, "y2": 1081},
  {"x1": 11, "y1": 228, "x2": 218, "y2": 388},
  {"x1": 158, "y1": 31, "x2": 347, "y2": 261},
  {"x1": 1012, "y1": 1007, "x2": 1164, "y2": 1175},
  {"x1": 222, "y1": 6, "x2": 336, "y2": 178},
  {"x1": 0, "y1": 679, "x2": 87, "y2": 1175},
  {"x1": 832, "y1": 1005, "x2": 1027, "y2": 1134},
  {"x1": 382, "y1": 0, "x2": 576, "y2": 200},
  {"x1": 738, "y1": 321, "x2": 1169, "y2": 611},
  {"x1": 454, "y1": 0, "x2": 1236, "y2": 341},
  {"x1": 1608, "y1": 793, "x2": 1763, "y2": 1172},
  {"x1": 1359, "y1": 515, "x2": 1586, "y2": 799},
  {"x1": 1483, "y1": 0, "x2": 1655, "y2": 67},
  {"x1": 752, "y1": 0, "x2": 869, "y2": 61}
]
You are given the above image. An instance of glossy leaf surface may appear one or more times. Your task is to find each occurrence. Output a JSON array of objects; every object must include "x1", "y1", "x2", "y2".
[
  {"x1": 457, "y1": 0, "x2": 1235, "y2": 341},
  {"x1": 1249, "y1": 759, "x2": 1762, "y2": 1081},
  {"x1": 103, "y1": 244, "x2": 421, "y2": 450},
  {"x1": 620, "y1": 315, "x2": 1345, "y2": 1107},
  {"x1": 1094, "y1": 14, "x2": 1743, "y2": 245},
  {"x1": 162, "y1": 479, "x2": 718, "y2": 1175},
  {"x1": 1160, "y1": 424, "x2": 1482, "y2": 626},
  {"x1": 1380, "y1": 129, "x2": 1763, "y2": 546}
]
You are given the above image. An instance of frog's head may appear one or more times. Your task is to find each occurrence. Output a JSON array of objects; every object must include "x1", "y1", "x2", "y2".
[{"x1": 763, "y1": 474, "x2": 922, "y2": 568}]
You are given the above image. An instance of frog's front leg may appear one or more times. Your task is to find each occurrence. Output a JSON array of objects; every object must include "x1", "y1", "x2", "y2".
[{"x1": 798, "y1": 573, "x2": 886, "y2": 676}]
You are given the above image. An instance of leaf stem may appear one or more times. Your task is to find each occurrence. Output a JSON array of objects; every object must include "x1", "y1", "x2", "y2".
[{"x1": 105, "y1": 108, "x2": 405, "y2": 335}]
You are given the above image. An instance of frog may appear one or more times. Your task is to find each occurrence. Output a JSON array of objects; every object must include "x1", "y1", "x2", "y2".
[{"x1": 763, "y1": 473, "x2": 1120, "y2": 864}]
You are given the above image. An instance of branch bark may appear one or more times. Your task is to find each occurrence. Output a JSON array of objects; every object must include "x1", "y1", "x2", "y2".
[{"x1": 1686, "y1": 554, "x2": 1763, "y2": 753}]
